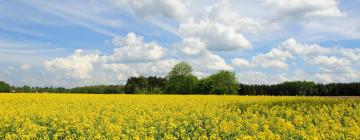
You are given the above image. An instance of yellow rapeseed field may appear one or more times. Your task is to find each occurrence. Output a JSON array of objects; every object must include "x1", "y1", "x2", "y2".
[{"x1": 0, "y1": 94, "x2": 359, "y2": 139}]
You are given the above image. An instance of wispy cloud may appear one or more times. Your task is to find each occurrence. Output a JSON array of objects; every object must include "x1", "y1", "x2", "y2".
[
  {"x1": 0, "y1": 37, "x2": 64, "y2": 54},
  {"x1": 18, "y1": 0, "x2": 122, "y2": 37},
  {"x1": 0, "y1": 23, "x2": 49, "y2": 38},
  {"x1": 148, "y1": 18, "x2": 180, "y2": 37}
]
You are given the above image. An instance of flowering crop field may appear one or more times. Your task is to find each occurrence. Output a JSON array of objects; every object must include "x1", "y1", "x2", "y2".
[{"x1": 0, "y1": 94, "x2": 359, "y2": 139}]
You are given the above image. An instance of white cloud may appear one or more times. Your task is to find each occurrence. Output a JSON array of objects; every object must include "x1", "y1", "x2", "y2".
[
  {"x1": 270, "y1": 38, "x2": 359, "y2": 81},
  {"x1": 312, "y1": 56, "x2": 351, "y2": 68},
  {"x1": 107, "y1": 32, "x2": 165, "y2": 62},
  {"x1": 44, "y1": 32, "x2": 176, "y2": 84},
  {"x1": 341, "y1": 48, "x2": 360, "y2": 62},
  {"x1": 103, "y1": 59, "x2": 177, "y2": 81},
  {"x1": 280, "y1": 38, "x2": 331, "y2": 56},
  {"x1": 20, "y1": 0, "x2": 122, "y2": 37},
  {"x1": 179, "y1": 18, "x2": 252, "y2": 51},
  {"x1": 178, "y1": 1, "x2": 260, "y2": 52},
  {"x1": 6, "y1": 66, "x2": 16, "y2": 71},
  {"x1": 179, "y1": 37, "x2": 207, "y2": 56},
  {"x1": 20, "y1": 64, "x2": 31, "y2": 71},
  {"x1": 206, "y1": 1, "x2": 273, "y2": 34},
  {"x1": 230, "y1": 38, "x2": 360, "y2": 83},
  {"x1": 252, "y1": 48, "x2": 293, "y2": 70},
  {"x1": 180, "y1": 51, "x2": 233, "y2": 75},
  {"x1": 114, "y1": 0, "x2": 189, "y2": 19},
  {"x1": 255, "y1": 48, "x2": 293, "y2": 61},
  {"x1": 237, "y1": 71, "x2": 268, "y2": 84},
  {"x1": 314, "y1": 73, "x2": 334, "y2": 83},
  {"x1": 302, "y1": 19, "x2": 360, "y2": 40},
  {"x1": 265, "y1": 0, "x2": 344, "y2": 20},
  {"x1": 44, "y1": 49, "x2": 101, "y2": 79},
  {"x1": 197, "y1": 52, "x2": 233, "y2": 72},
  {"x1": 231, "y1": 58, "x2": 254, "y2": 68},
  {"x1": 261, "y1": 60, "x2": 289, "y2": 69},
  {"x1": 0, "y1": 38, "x2": 63, "y2": 54},
  {"x1": 111, "y1": 35, "x2": 122, "y2": 47}
]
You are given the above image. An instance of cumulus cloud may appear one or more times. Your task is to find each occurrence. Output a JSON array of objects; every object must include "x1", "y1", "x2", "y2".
[
  {"x1": 231, "y1": 58, "x2": 254, "y2": 68},
  {"x1": 206, "y1": 2, "x2": 274, "y2": 34},
  {"x1": 178, "y1": 1, "x2": 260, "y2": 51},
  {"x1": 237, "y1": 71, "x2": 268, "y2": 84},
  {"x1": 179, "y1": 18, "x2": 252, "y2": 51},
  {"x1": 42, "y1": 34, "x2": 360, "y2": 85},
  {"x1": 43, "y1": 30, "x2": 234, "y2": 85},
  {"x1": 265, "y1": 0, "x2": 344, "y2": 20},
  {"x1": 107, "y1": 32, "x2": 165, "y2": 62},
  {"x1": 285, "y1": 39, "x2": 360, "y2": 83},
  {"x1": 179, "y1": 37, "x2": 207, "y2": 56},
  {"x1": 302, "y1": 19, "x2": 360, "y2": 40},
  {"x1": 229, "y1": 37, "x2": 360, "y2": 83},
  {"x1": 20, "y1": 64, "x2": 31, "y2": 71},
  {"x1": 114, "y1": 0, "x2": 189, "y2": 19},
  {"x1": 44, "y1": 49, "x2": 101, "y2": 79},
  {"x1": 252, "y1": 48, "x2": 293, "y2": 70},
  {"x1": 249, "y1": 38, "x2": 334, "y2": 70},
  {"x1": 280, "y1": 38, "x2": 331, "y2": 56},
  {"x1": 44, "y1": 32, "x2": 177, "y2": 85},
  {"x1": 260, "y1": 60, "x2": 289, "y2": 69},
  {"x1": 192, "y1": 52, "x2": 233, "y2": 72},
  {"x1": 312, "y1": 56, "x2": 351, "y2": 68},
  {"x1": 340, "y1": 48, "x2": 360, "y2": 62},
  {"x1": 103, "y1": 59, "x2": 177, "y2": 81}
]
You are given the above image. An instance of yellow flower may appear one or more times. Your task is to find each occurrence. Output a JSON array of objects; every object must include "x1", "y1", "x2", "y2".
[{"x1": 0, "y1": 94, "x2": 358, "y2": 139}]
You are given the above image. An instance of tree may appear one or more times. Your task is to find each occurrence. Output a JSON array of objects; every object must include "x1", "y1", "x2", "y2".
[
  {"x1": 195, "y1": 78, "x2": 214, "y2": 94},
  {"x1": 168, "y1": 62, "x2": 193, "y2": 76},
  {"x1": 125, "y1": 77, "x2": 139, "y2": 94},
  {"x1": 0, "y1": 81, "x2": 11, "y2": 92},
  {"x1": 147, "y1": 76, "x2": 166, "y2": 93},
  {"x1": 207, "y1": 70, "x2": 239, "y2": 94},
  {"x1": 125, "y1": 76, "x2": 166, "y2": 94},
  {"x1": 165, "y1": 62, "x2": 198, "y2": 94}
]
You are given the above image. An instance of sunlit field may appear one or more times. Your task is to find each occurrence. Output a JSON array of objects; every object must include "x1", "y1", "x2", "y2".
[{"x1": 0, "y1": 94, "x2": 359, "y2": 139}]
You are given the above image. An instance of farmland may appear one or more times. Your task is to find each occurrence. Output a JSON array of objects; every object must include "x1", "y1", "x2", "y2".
[{"x1": 0, "y1": 94, "x2": 359, "y2": 139}]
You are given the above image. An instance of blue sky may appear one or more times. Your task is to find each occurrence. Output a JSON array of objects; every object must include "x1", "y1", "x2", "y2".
[{"x1": 0, "y1": 0, "x2": 360, "y2": 87}]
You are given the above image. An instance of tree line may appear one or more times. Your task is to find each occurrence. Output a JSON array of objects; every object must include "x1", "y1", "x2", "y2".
[
  {"x1": 239, "y1": 82, "x2": 360, "y2": 96},
  {"x1": 124, "y1": 62, "x2": 238, "y2": 94},
  {"x1": 124, "y1": 62, "x2": 360, "y2": 96},
  {"x1": 0, "y1": 83, "x2": 124, "y2": 94},
  {"x1": 1, "y1": 62, "x2": 359, "y2": 95}
]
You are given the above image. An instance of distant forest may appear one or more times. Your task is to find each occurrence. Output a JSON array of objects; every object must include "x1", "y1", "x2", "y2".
[{"x1": 1, "y1": 62, "x2": 359, "y2": 96}]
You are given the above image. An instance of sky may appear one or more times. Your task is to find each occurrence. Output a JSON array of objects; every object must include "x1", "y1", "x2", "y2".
[{"x1": 1, "y1": 0, "x2": 360, "y2": 87}]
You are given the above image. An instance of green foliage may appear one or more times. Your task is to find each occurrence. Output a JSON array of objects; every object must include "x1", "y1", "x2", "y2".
[
  {"x1": 195, "y1": 78, "x2": 214, "y2": 94},
  {"x1": 165, "y1": 62, "x2": 198, "y2": 94},
  {"x1": 0, "y1": 81, "x2": 11, "y2": 92},
  {"x1": 125, "y1": 76, "x2": 166, "y2": 94},
  {"x1": 70, "y1": 85, "x2": 124, "y2": 94},
  {"x1": 207, "y1": 70, "x2": 239, "y2": 94},
  {"x1": 195, "y1": 70, "x2": 239, "y2": 95},
  {"x1": 281, "y1": 81, "x2": 316, "y2": 95},
  {"x1": 238, "y1": 81, "x2": 360, "y2": 96},
  {"x1": 11, "y1": 85, "x2": 124, "y2": 94},
  {"x1": 168, "y1": 61, "x2": 192, "y2": 76},
  {"x1": 165, "y1": 75, "x2": 198, "y2": 94}
]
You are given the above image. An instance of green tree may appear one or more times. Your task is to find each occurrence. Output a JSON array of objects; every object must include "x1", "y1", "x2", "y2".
[
  {"x1": 168, "y1": 62, "x2": 193, "y2": 76},
  {"x1": 207, "y1": 70, "x2": 239, "y2": 95},
  {"x1": 195, "y1": 78, "x2": 214, "y2": 94},
  {"x1": 165, "y1": 62, "x2": 198, "y2": 94},
  {"x1": 0, "y1": 81, "x2": 11, "y2": 92}
]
